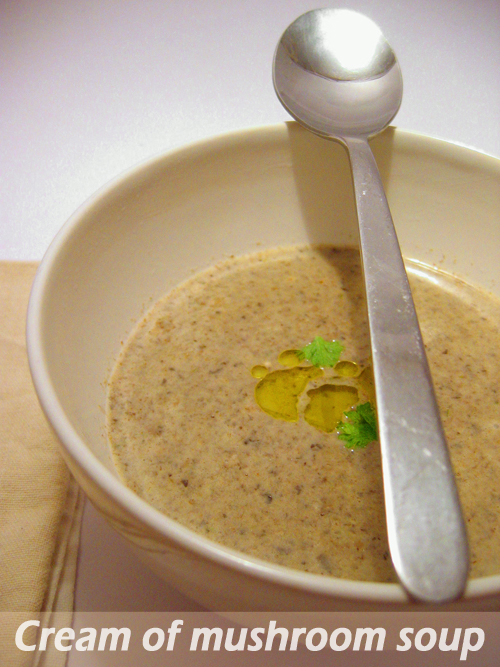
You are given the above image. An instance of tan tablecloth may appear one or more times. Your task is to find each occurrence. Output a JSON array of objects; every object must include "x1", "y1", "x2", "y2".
[{"x1": 0, "y1": 262, "x2": 84, "y2": 666}]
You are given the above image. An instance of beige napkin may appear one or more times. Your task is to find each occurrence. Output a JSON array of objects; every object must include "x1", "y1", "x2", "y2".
[{"x1": 0, "y1": 262, "x2": 84, "y2": 666}]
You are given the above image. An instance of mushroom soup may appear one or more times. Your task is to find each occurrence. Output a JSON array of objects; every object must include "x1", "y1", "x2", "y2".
[{"x1": 107, "y1": 245, "x2": 500, "y2": 582}]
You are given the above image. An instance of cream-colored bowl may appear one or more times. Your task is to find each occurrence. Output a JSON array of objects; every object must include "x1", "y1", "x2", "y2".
[{"x1": 27, "y1": 123, "x2": 500, "y2": 610}]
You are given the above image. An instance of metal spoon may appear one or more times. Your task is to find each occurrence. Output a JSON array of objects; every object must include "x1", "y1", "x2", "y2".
[{"x1": 273, "y1": 8, "x2": 468, "y2": 603}]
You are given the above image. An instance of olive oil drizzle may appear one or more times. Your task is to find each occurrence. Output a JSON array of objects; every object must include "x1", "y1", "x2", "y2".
[
  {"x1": 251, "y1": 349, "x2": 374, "y2": 433},
  {"x1": 254, "y1": 366, "x2": 323, "y2": 421}
]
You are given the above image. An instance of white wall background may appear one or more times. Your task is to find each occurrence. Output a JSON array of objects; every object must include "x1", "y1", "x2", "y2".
[{"x1": 2, "y1": 0, "x2": 499, "y2": 260}]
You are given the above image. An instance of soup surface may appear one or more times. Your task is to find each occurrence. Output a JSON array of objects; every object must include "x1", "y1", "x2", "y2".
[{"x1": 107, "y1": 245, "x2": 500, "y2": 582}]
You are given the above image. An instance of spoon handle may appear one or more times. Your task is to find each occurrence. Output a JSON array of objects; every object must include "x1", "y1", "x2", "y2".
[{"x1": 344, "y1": 135, "x2": 469, "y2": 603}]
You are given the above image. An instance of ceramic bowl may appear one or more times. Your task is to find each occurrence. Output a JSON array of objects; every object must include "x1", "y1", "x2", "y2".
[{"x1": 27, "y1": 123, "x2": 500, "y2": 610}]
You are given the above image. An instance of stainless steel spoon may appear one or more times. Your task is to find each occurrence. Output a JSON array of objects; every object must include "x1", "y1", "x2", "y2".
[{"x1": 273, "y1": 8, "x2": 469, "y2": 603}]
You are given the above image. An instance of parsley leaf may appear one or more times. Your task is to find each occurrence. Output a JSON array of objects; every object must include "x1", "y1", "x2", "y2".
[
  {"x1": 297, "y1": 336, "x2": 344, "y2": 368},
  {"x1": 337, "y1": 402, "x2": 378, "y2": 449}
]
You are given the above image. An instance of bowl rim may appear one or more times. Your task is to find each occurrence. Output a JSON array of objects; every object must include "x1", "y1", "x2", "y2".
[{"x1": 26, "y1": 122, "x2": 500, "y2": 605}]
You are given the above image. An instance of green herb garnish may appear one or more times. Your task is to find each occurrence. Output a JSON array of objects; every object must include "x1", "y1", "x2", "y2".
[
  {"x1": 337, "y1": 401, "x2": 378, "y2": 449},
  {"x1": 297, "y1": 336, "x2": 344, "y2": 368}
]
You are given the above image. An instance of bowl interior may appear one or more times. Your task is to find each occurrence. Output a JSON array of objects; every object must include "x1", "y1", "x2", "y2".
[{"x1": 28, "y1": 122, "x2": 500, "y2": 601}]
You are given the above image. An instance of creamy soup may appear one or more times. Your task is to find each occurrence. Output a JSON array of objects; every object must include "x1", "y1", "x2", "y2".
[{"x1": 107, "y1": 246, "x2": 500, "y2": 582}]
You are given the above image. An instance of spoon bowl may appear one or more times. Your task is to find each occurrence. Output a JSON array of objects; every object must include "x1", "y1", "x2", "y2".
[
  {"x1": 273, "y1": 8, "x2": 469, "y2": 604},
  {"x1": 274, "y1": 9, "x2": 403, "y2": 138}
]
